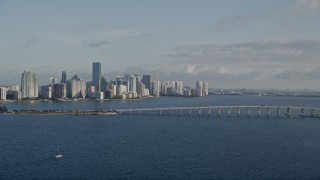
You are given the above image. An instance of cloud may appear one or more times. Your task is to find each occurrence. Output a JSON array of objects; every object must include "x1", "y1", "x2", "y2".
[
  {"x1": 212, "y1": 14, "x2": 268, "y2": 32},
  {"x1": 84, "y1": 40, "x2": 108, "y2": 48},
  {"x1": 163, "y1": 39, "x2": 320, "y2": 66},
  {"x1": 293, "y1": 0, "x2": 320, "y2": 16},
  {"x1": 274, "y1": 66, "x2": 320, "y2": 80}
]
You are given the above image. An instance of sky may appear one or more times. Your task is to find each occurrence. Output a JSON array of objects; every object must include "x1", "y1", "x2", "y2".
[{"x1": 1, "y1": 0, "x2": 320, "y2": 89}]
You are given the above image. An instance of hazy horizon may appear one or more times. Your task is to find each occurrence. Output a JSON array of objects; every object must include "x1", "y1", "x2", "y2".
[{"x1": 1, "y1": 0, "x2": 320, "y2": 89}]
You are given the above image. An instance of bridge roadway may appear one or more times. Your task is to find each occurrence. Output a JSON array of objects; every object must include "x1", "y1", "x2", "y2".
[{"x1": 116, "y1": 106, "x2": 320, "y2": 117}]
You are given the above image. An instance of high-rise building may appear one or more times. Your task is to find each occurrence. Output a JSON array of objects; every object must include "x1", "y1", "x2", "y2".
[
  {"x1": 21, "y1": 71, "x2": 38, "y2": 98},
  {"x1": 0, "y1": 87, "x2": 7, "y2": 100},
  {"x1": 67, "y1": 75, "x2": 86, "y2": 98},
  {"x1": 151, "y1": 80, "x2": 160, "y2": 96},
  {"x1": 203, "y1": 82, "x2": 209, "y2": 96},
  {"x1": 142, "y1": 75, "x2": 151, "y2": 91},
  {"x1": 196, "y1": 80, "x2": 203, "y2": 97},
  {"x1": 129, "y1": 75, "x2": 136, "y2": 92},
  {"x1": 41, "y1": 85, "x2": 52, "y2": 98},
  {"x1": 100, "y1": 76, "x2": 108, "y2": 92},
  {"x1": 61, "y1": 71, "x2": 67, "y2": 84},
  {"x1": 49, "y1": 78, "x2": 58, "y2": 85},
  {"x1": 52, "y1": 83, "x2": 67, "y2": 98},
  {"x1": 136, "y1": 82, "x2": 145, "y2": 97},
  {"x1": 92, "y1": 62, "x2": 101, "y2": 92}
]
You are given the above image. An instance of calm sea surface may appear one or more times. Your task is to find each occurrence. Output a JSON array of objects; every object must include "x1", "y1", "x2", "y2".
[{"x1": 1, "y1": 95, "x2": 320, "y2": 179}]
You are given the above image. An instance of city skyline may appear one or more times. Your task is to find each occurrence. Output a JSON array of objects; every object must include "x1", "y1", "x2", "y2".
[{"x1": 1, "y1": 1, "x2": 320, "y2": 89}]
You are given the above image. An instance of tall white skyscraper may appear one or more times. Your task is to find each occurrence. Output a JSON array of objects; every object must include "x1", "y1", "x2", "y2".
[
  {"x1": 92, "y1": 62, "x2": 101, "y2": 92},
  {"x1": 67, "y1": 75, "x2": 86, "y2": 98},
  {"x1": 203, "y1": 82, "x2": 209, "y2": 96},
  {"x1": 21, "y1": 71, "x2": 38, "y2": 98},
  {"x1": 129, "y1": 75, "x2": 136, "y2": 93},
  {"x1": 196, "y1": 80, "x2": 203, "y2": 97},
  {"x1": 0, "y1": 87, "x2": 7, "y2": 100}
]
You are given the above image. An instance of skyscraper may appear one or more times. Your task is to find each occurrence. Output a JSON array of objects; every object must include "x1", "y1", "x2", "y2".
[
  {"x1": 92, "y1": 62, "x2": 101, "y2": 92},
  {"x1": 196, "y1": 80, "x2": 203, "y2": 97},
  {"x1": 67, "y1": 75, "x2": 86, "y2": 98},
  {"x1": 142, "y1": 75, "x2": 151, "y2": 91},
  {"x1": 61, "y1": 71, "x2": 67, "y2": 84},
  {"x1": 0, "y1": 87, "x2": 7, "y2": 100},
  {"x1": 129, "y1": 75, "x2": 136, "y2": 92},
  {"x1": 21, "y1": 71, "x2": 38, "y2": 98}
]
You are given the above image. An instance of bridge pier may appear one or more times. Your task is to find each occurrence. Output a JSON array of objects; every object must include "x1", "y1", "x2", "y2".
[
  {"x1": 169, "y1": 108, "x2": 172, "y2": 116},
  {"x1": 311, "y1": 109, "x2": 315, "y2": 117},
  {"x1": 300, "y1": 108, "x2": 305, "y2": 116},
  {"x1": 208, "y1": 108, "x2": 211, "y2": 117},
  {"x1": 287, "y1": 107, "x2": 292, "y2": 117},
  {"x1": 188, "y1": 108, "x2": 191, "y2": 116},
  {"x1": 257, "y1": 107, "x2": 261, "y2": 116},
  {"x1": 217, "y1": 107, "x2": 221, "y2": 116},
  {"x1": 179, "y1": 108, "x2": 182, "y2": 116},
  {"x1": 159, "y1": 109, "x2": 161, "y2": 115},
  {"x1": 277, "y1": 107, "x2": 281, "y2": 117},
  {"x1": 247, "y1": 107, "x2": 251, "y2": 116},
  {"x1": 267, "y1": 107, "x2": 271, "y2": 117},
  {"x1": 227, "y1": 107, "x2": 231, "y2": 117},
  {"x1": 237, "y1": 107, "x2": 240, "y2": 117},
  {"x1": 198, "y1": 108, "x2": 201, "y2": 116},
  {"x1": 139, "y1": 109, "x2": 142, "y2": 115},
  {"x1": 130, "y1": 109, "x2": 131, "y2": 115},
  {"x1": 149, "y1": 109, "x2": 152, "y2": 115}
]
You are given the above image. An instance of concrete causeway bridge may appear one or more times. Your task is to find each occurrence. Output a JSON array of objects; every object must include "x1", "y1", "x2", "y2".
[{"x1": 116, "y1": 106, "x2": 320, "y2": 118}]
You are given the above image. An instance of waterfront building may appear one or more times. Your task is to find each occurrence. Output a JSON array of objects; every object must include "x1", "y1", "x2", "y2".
[
  {"x1": 21, "y1": 71, "x2": 39, "y2": 98},
  {"x1": 92, "y1": 62, "x2": 101, "y2": 92},
  {"x1": 9, "y1": 85, "x2": 20, "y2": 92},
  {"x1": 137, "y1": 82, "x2": 145, "y2": 97},
  {"x1": 151, "y1": 80, "x2": 160, "y2": 96},
  {"x1": 203, "y1": 82, "x2": 209, "y2": 96},
  {"x1": 129, "y1": 75, "x2": 137, "y2": 93},
  {"x1": 49, "y1": 78, "x2": 58, "y2": 85},
  {"x1": 12, "y1": 90, "x2": 21, "y2": 100},
  {"x1": 41, "y1": 85, "x2": 52, "y2": 98},
  {"x1": 142, "y1": 75, "x2": 152, "y2": 91},
  {"x1": 0, "y1": 87, "x2": 7, "y2": 100},
  {"x1": 67, "y1": 75, "x2": 86, "y2": 98},
  {"x1": 52, "y1": 83, "x2": 66, "y2": 98},
  {"x1": 196, "y1": 80, "x2": 203, "y2": 97},
  {"x1": 100, "y1": 76, "x2": 108, "y2": 92},
  {"x1": 117, "y1": 85, "x2": 127, "y2": 96},
  {"x1": 61, "y1": 71, "x2": 67, "y2": 84}
]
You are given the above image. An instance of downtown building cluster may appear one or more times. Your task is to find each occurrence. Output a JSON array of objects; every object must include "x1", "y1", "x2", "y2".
[{"x1": 0, "y1": 62, "x2": 209, "y2": 101}]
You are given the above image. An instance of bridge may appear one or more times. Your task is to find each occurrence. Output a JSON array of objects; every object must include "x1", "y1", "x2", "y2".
[{"x1": 115, "y1": 106, "x2": 320, "y2": 118}]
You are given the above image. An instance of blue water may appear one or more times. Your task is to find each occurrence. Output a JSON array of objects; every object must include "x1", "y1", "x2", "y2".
[{"x1": 1, "y1": 95, "x2": 320, "y2": 179}]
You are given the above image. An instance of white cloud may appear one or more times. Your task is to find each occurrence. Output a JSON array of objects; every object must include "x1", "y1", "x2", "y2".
[{"x1": 293, "y1": 0, "x2": 320, "y2": 15}]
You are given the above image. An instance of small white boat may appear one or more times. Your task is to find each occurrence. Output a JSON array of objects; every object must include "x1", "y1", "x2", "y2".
[{"x1": 54, "y1": 145, "x2": 63, "y2": 159}]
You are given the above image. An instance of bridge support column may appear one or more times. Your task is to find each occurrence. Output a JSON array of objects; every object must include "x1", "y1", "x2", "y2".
[
  {"x1": 159, "y1": 109, "x2": 161, "y2": 115},
  {"x1": 227, "y1": 107, "x2": 231, "y2": 117},
  {"x1": 149, "y1": 109, "x2": 152, "y2": 115},
  {"x1": 208, "y1": 108, "x2": 211, "y2": 117},
  {"x1": 130, "y1": 109, "x2": 131, "y2": 115},
  {"x1": 139, "y1": 109, "x2": 142, "y2": 115},
  {"x1": 300, "y1": 108, "x2": 305, "y2": 116},
  {"x1": 179, "y1": 108, "x2": 182, "y2": 116},
  {"x1": 267, "y1": 107, "x2": 271, "y2": 117},
  {"x1": 257, "y1": 107, "x2": 261, "y2": 116},
  {"x1": 169, "y1": 108, "x2": 172, "y2": 116},
  {"x1": 188, "y1": 108, "x2": 191, "y2": 116},
  {"x1": 287, "y1": 107, "x2": 292, "y2": 117},
  {"x1": 217, "y1": 108, "x2": 221, "y2": 116},
  {"x1": 277, "y1": 107, "x2": 281, "y2": 117},
  {"x1": 247, "y1": 107, "x2": 251, "y2": 116},
  {"x1": 311, "y1": 109, "x2": 315, "y2": 117},
  {"x1": 198, "y1": 108, "x2": 201, "y2": 116},
  {"x1": 237, "y1": 107, "x2": 240, "y2": 117}
]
